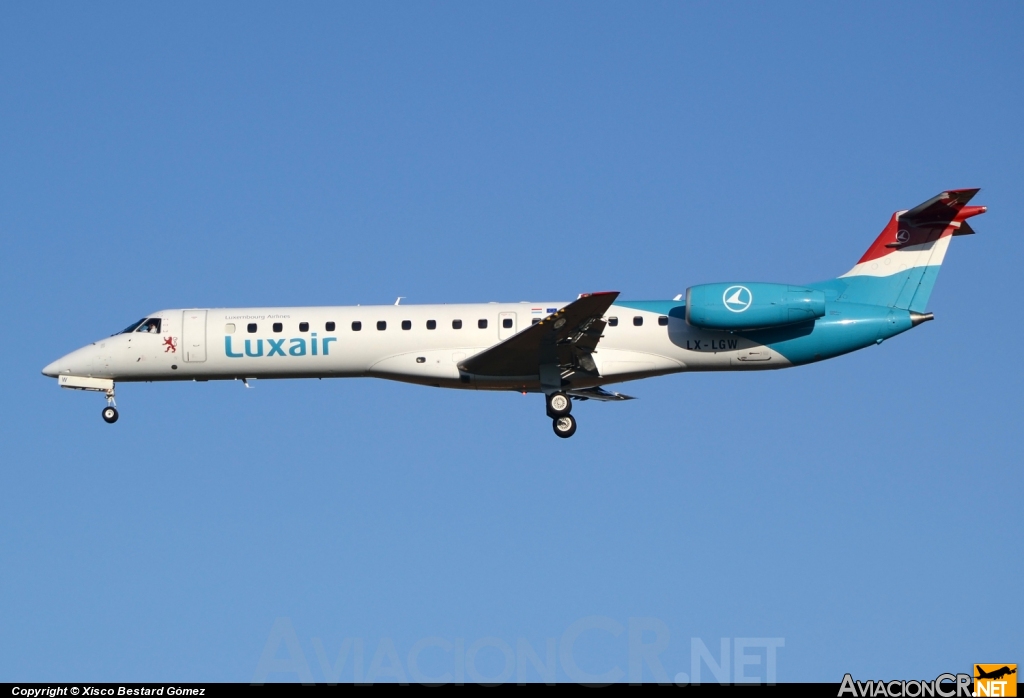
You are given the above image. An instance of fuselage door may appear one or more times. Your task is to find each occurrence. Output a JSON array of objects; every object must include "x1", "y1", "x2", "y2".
[
  {"x1": 182, "y1": 310, "x2": 207, "y2": 362},
  {"x1": 498, "y1": 312, "x2": 517, "y2": 340}
]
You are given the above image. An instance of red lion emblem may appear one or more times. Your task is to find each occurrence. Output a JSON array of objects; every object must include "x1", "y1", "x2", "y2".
[{"x1": 163, "y1": 336, "x2": 177, "y2": 353}]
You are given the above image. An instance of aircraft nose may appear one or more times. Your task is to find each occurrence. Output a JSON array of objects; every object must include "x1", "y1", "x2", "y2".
[
  {"x1": 42, "y1": 358, "x2": 63, "y2": 377},
  {"x1": 43, "y1": 345, "x2": 100, "y2": 378}
]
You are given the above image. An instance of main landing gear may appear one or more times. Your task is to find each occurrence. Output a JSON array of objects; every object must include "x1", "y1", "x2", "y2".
[
  {"x1": 101, "y1": 386, "x2": 118, "y2": 424},
  {"x1": 552, "y1": 414, "x2": 577, "y2": 438},
  {"x1": 546, "y1": 392, "x2": 571, "y2": 417},
  {"x1": 547, "y1": 392, "x2": 576, "y2": 438}
]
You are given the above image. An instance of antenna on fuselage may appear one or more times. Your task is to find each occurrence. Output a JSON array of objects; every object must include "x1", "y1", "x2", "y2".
[{"x1": 395, "y1": 297, "x2": 405, "y2": 305}]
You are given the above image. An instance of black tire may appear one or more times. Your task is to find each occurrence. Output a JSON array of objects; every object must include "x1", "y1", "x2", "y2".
[
  {"x1": 102, "y1": 406, "x2": 119, "y2": 424},
  {"x1": 552, "y1": 414, "x2": 577, "y2": 438},
  {"x1": 546, "y1": 392, "x2": 572, "y2": 417}
]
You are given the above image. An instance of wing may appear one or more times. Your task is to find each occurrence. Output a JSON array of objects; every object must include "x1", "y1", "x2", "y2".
[
  {"x1": 566, "y1": 386, "x2": 636, "y2": 401},
  {"x1": 459, "y1": 291, "x2": 619, "y2": 378}
]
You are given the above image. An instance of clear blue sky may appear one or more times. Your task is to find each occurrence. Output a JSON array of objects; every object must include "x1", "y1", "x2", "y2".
[{"x1": 1, "y1": 1, "x2": 1020, "y2": 683}]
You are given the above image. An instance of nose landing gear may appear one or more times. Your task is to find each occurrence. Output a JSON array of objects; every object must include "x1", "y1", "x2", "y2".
[{"x1": 101, "y1": 386, "x2": 118, "y2": 424}]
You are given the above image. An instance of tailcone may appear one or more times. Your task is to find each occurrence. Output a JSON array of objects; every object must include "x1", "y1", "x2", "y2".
[{"x1": 910, "y1": 312, "x2": 934, "y2": 327}]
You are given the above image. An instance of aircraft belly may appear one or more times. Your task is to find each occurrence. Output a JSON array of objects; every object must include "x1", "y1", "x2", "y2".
[
  {"x1": 112, "y1": 346, "x2": 375, "y2": 381},
  {"x1": 728, "y1": 347, "x2": 789, "y2": 368},
  {"x1": 368, "y1": 350, "x2": 465, "y2": 386},
  {"x1": 595, "y1": 349, "x2": 684, "y2": 380}
]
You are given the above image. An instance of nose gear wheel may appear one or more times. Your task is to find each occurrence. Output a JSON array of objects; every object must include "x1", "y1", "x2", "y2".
[{"x1": 101, "y1": 386, "x2": 118, "y2": 423}]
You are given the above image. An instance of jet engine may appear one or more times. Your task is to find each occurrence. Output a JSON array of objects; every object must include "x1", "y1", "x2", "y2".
[{"x1": 685, "y1": 282, "x2": 825, "y2": 331}]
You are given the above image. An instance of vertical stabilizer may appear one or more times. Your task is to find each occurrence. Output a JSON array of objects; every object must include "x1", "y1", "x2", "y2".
[{"x1": 836, "y1": 189, "x2": 985, "y2": 310}]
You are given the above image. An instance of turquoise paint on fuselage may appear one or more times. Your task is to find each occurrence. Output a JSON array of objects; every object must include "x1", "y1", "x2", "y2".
[
  {"x1": 741, "y1": 303, "x2": 912, "y2": 365},
  {"x1": 618, "y1": 264, "x2": 942, "y2": 320},
  {"x1": 613, "y1": 252, "x2": 942, "y2": 369},
  {"x1": 613, "y1": 266, "x2": 936, "y2": 321},
  {"x1": 618, "y1": 287, "x2": 920, "y2": 368}
]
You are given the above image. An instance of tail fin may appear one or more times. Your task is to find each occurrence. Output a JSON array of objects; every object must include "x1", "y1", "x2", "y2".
[{"x1": 836, "y1": 189, "x2": 985, "y2": 310}]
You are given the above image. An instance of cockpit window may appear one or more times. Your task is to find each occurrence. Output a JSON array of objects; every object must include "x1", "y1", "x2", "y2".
[
  {"x1": 120, "y1": 318, "x2": 161, "y2": 334},
  {"x1": 119, "y1": 318, "x2": 148, "y2": 334}
]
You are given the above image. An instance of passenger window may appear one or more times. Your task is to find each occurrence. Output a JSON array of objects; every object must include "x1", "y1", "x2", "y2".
[
  {"x1": 326, "y1": 322, "x2": 336, "y2": 331},
  {"x1": 633, "y1": 316, "x2": 643, "y2": 326},
  {"x1": 377, "y1": 321, "x2": 387, "y2": 331},
  {"x1": 273, "y1": 322, "x2": 283, "y2": 333},
  {"x1": 247, "y1": 323, "x2": 258, "y2": 333},
  {"x1": 402, "y1": 320, "x2": 412, "y2": 330},
  {"x1": 352, "y1": 321, "x2": 362, "y2": 331},
  {"x1": 658, "y1": 316, "x2": 669, "y2": 326},
  {"x1": 225, "y1": 323, "x2": 236, "y2": 334},
  {"x1": 608, "y1": 317, "x2": 618, "y2": 327},
  {"x1": 299, "y1": 322, "x2": 309, "y2": 332},
  {"x1": 532, "y1": 318, "x2": 541, "y2": 325},
  {"x1": 502, "y1": 318, "x2": 513, "y2": 329},
  {"x1": 452, "y1": 320, "x2": 463, "y2": 329},
  {"x1": 427, "y1": 320, "x2": 436, "y2": 330},
  {"x1": 136, "y1": 318, "x2": 161, "y2": 333},
  {"x1": 478, "y1": 319, "x2": 488, "y2": 329}
]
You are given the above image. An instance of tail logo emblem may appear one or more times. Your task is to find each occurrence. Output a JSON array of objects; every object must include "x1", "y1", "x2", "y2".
[
  {"x1": 723, "y1": 285, "x2": 753, "y2": 313},
  {"x1": 896, "y1": 229, "x2": 911, "y2": 244}
]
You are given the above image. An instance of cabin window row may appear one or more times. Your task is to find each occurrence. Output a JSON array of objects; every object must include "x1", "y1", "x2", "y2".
[
  {"x1": 225, "y1": 316, "x2": 671, "y2": 334},
  {"x1": 225, "y1": 318, "x2": 517, "y2": 334},
  {"x1": 605, "y1": 316, "x2": 670, "y2": 327}
]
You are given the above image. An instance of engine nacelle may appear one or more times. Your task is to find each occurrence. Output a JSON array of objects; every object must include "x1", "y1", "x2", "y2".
[{"x1": 685, "y1": 282, "x2": 826, "y2": 331}]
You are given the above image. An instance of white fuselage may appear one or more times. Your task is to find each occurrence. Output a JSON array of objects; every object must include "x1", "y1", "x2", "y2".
[{"x1": 43, "y1": 301, "x2": 789, "y2": 393}]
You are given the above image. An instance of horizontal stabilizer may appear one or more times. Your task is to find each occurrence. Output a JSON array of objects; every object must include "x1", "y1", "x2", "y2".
[
  {"x1": 953, "y1": 220, "x2": 976, "y2": 236},
  {"x1": 900, "y1": 188, "x2": 979, "y2": 226}
]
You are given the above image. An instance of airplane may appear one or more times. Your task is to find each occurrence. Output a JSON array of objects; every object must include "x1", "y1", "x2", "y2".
[
  {"x1": 42, "y1": 189, "x2": 985, "y2": 438},
  {"x1": 975, "y1": 666, "x2": 1016, "y2": 681}
]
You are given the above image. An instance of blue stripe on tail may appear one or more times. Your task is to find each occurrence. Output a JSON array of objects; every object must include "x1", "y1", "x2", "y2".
[{"x1": 808, "y1": 265, "x2": 941, "y2": 311}]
